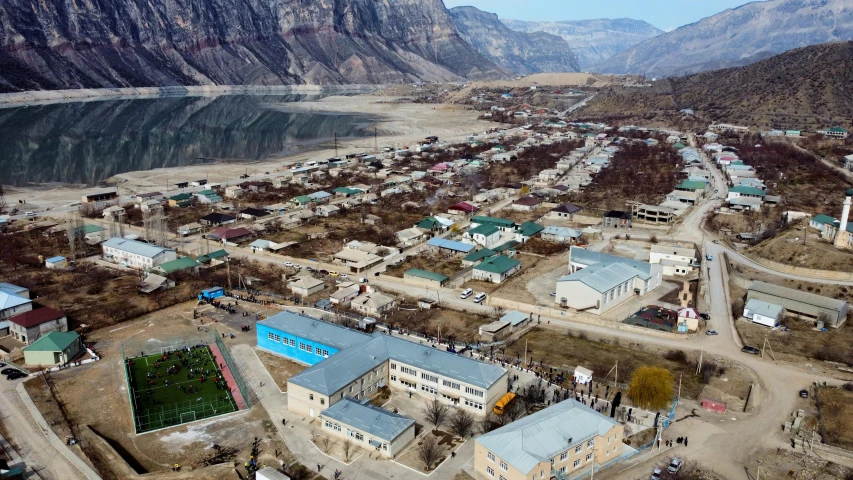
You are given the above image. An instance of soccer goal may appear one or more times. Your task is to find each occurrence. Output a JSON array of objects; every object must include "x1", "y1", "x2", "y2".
[
  {"x1": 160, "y1": 345, "x2": 179, "y2": 355},
  {"x1": 180, "y1": 411, "x2": 196, "y2": 424}
]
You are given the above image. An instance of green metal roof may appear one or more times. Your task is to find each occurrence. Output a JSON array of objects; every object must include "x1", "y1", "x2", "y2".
[
  {"x1": 170, "y1": 193, "x2": 193, "y2": 201},
  {"x1": 469, "y1": 224, "x2": 500, "y2": 237},
  {"x1": 673, "y1": 142, "x2": 686, "y2": 149},
  {"x1": 493, "y1": 240, "x2": 520, "y2": 253},
  {"x1": 291, "y1": 195, "x2": 311, "y2": 204},
  {"x1": 24, "y1": 331, "x2": 80, "y2": 352},
  {"x1": 463, "y1": 248, "x2": 496, "y2": 263},
  {"x1": 676, "y1": 180, "x2": 707, "y2": 191},
  {"x1": 416, "y1": 217, "x2": 440, "y2": 230},
  {"x1": 729, "y1": 185, "x2": 766, "y2": 196},
  {"x1": 811, "y1": 214, "x2": 836, "y2": 226},
  {"x1": 72, "y1": 224, "x2": 105, "y2": 235},
  {"x1": 472, "y1": 216, "x2": 516, "y2": 228},
  {"x1": 827, "y1": 127, "x2": 848, "y2": 133},
  {"x1": 404, "y1": 269, "x2": 449, "y2": 282},
  {"x1": 517, "y1": 222, "x2": 544, "y2": 237},
  {"x1": 475, "y1": 255, "x2": 521, "y2": 274},
  {"x1": 207, "y1": 249, "x2": 229, "y2": 259},
  {"x1": 334, "y1": 187, "x2": 361, "y2": 195},
  {"x1": 153, "y1": 257, "x2": 199, "y2": 274}
]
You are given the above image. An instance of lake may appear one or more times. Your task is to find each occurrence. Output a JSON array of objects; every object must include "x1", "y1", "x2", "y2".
[{"x1": 0, "y1": 94, "x2": 374, "y2": 186}]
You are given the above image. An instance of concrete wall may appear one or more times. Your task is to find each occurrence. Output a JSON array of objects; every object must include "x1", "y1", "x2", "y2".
[
  {"x1": 12, "y1": 317, "x2": 68, "y2": 345},
  {"x1": 401, "y1": 274, "x2": 445, "y2": 289},
  {"x1": 745, "y1": 253, "x2": 853, "y2": 281}
]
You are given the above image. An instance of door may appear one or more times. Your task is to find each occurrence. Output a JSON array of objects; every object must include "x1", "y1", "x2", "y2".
[{"x1": 309, "y1": 408, "x2": 315, "y2": 418}]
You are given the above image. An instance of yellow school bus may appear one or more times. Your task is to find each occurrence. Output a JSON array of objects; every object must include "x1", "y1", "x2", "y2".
[{"x1": 493, "y1": 392, "x2": 516, "y2": 415}]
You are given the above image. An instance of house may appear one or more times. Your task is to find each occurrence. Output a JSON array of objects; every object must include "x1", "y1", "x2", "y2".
[
  {"x1": 240, "y1": 181, "x2": 268, "y2": 193},
  {"x1": 308, "y1": 191, "x2": 333, "y2": 203},
  {"x1": 462, "y1": 248, "x2": 497, "y2": 267},
  {"x1": 649, "y1": 245, "x2": 697, "y2": 276},
  {"x1": 548, "y1": 203, "x2": 582, "y2": 221},
  {"x1": 333, "y1": 248, "x2": 383, "y2": 273},
  {"x1": 257, "y1": 311, "x2": 507, "y2": 419},
  {"x1": 138, "y1": 274, "x2": 174, "y2": 294},
  {"x1": 555, "y1": 247, "x2": 663, "y2": 315},
  {"x1": 743, "y1": 299, "x2": 785, "y2": 327},
  {"x1": 289, "y1": 196, "x2": 312, "y2": 207},
  {"x1": 210, "y1": 227, "x2": 253, "y2": 244},
  {"x1": 676, "y1": 308, "x2": 700, "y2": 332},
  {"x1": 330, "y1": 284, "x2": 361, "y2": 304},
  {"x1": 177, "y1": 222, "x2": 204, "y2": 236},
  {"x1": 515, "y1": 222, "x2": 544, "y2": 243},
  {"x1": 351, "y1": 292, "x2": 397, "y2": 316},
  {"x1": 396, "y1": 227, "x2": 426, "y2": 246},
  {"x1": 512, "y1": 197, "x2": 542, "y2": 212},
  {"x1": 44, "y1": 256, "x2": 68, "y2": 269},
  {"x1": 675, "y1": 180, "x2": 707, "y2": 194},
  {"x1": 820, "y1": 127, "x2": 849, "y2": 139},
  {"x1": 195, "y1": 189, "x2": 223, "y2": 204},
  {"x1": 102, "y1": 238, "x2": 177, "y2": 270},
  {"x1": 199, "y1": 213, "x2": 236, "y2": 226},
  {"x1": 574, "y1": 366, "x2": 593, "y2": 384},
  {"x1": 240, "y1": 208, "x2": 270, "y2": 220},
  {"x1": 196, "y1": 249, "x2": 230, "y2": 267},
  {"x1": 150, "y1": 257, "x2": 200, "y2": 276},
  {"x1": 224, "y1": 186, "x2": 244, "y2": 199},
  {"x1": 478, "y1": 320, "x2": 511, "y2": 342},
  {"x1": 475, "y1": 400, "x2": 624, "y2": 480},
  {"x1": 315, "y1": 205, "x2": 341, "y2": 217},
  {"x1": 9, "y1": 307, "x2": 68, "y2": 345},
  {"x1": 139, "y1": 199, "x2": 164, "y2": 213},
  {"x1": 466, "y1": 224, "x2": 502, "y2": 248},
  {"x1": 538, "y1": 169, "x2": 561, "y2": 184},
  {"x1": 427, "y1": 238, "x2": 475, "y2": 255},
  {"x1": 726, "y1": 186, "x2": 766, "y2": 202},
  {"x1": 134, "y1": 192, "x2": 165, "y2": 203},
  {"x1": 473, "y1": 255, "x2": 521, "y2": 284},
  {"x1": 102, "y1": 205, "x2": 126, "y2": 219},
  {"x1": 471, "y1": 216, "x2": 517, "y2": 232},
  {"x1": 319, "y1": 397, "x2": 416, "y2": 458},
  {"x1": 23, "y1": 331, "x2": 83, "y2": 367},
  {"x1": 448, "y1": 202, "x2": 478, "y2": 215},
  {"x1": 0, "y1": 287, "x2": 32, "y2": 321},
  {"x1": 403, "y1": 269, "x2": 449, "y2": 289},
  {"x1": 602, "y1": 211, "x2": 631, "y2": 229},
  {"x1": 289, "y1": 276, "x2": 326, "y2": 298},
  {"x1": 810, "y1": 214, "x2": 836, "y2": 232},
  {"x1": 747, "y1": 280, "x2": 848, "y2": 328},
  {"x1": 541, "y1": 226, "x2": 581, "y2": 243},
  {"x1": 168, "y1": 193, "x2": 194, "y2": 208}
]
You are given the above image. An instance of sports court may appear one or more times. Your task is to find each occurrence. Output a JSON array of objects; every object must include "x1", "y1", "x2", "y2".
[{"x1": 124, "y1": 342, "x2": 246, "y2": 433}]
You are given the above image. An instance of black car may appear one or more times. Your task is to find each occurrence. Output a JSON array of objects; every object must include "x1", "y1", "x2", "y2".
[
  {"x1": 799, "y1": 389, "x2": 809, "y2": 398},
  {"x1": 741, "y1": 345, "x2": 760, "y2": 355},
  {"x1": 6, "y1": 372, "x2": 27, "y2": 380},
  {"x1": 0, "y1": 368, "x2": 18, "y2": 375},
  {"x1": 699, "y1": 313, "x2": 711, "y2": 320}
]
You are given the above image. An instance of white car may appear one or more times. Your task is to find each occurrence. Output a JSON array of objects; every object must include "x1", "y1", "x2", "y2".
[
  {"x1": 340, "y1": 274, "x2": 349, "y2": 280},
  {"x1": 473, "y1": 292, "x2": 487, "y2": 304},
  {"x1": 460, "y1": 288, "x2": 474, "y2": 299},
  {"x1": 284, "y1": 262, "x2": 294, "y2": 267},
  {"x1": 651, "y1": 468, "x2": 663, "y2": 480},
  {"x1": 667, "y1": 458, "x2": 683, "y2": 474}
]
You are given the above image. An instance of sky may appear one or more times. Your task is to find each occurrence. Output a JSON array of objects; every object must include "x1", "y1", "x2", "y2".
[{"x1": 442, "y1": 0, "x2": 758, "y2": 32}]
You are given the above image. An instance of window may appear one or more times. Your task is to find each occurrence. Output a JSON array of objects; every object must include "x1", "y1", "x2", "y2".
[
  {"x1": 464, "y1": 398, "x2": 483, "y2": 410},
  {"x1": 354, "y1": 432, "x2": 363, "y2": 441},
  {"x1": 390, "y1": 375, "x2": 397, "y2": 382},
  {"x1": 382, "y1": 444, "x2": 388, "y2": 451},
  {"x1": 465, "y1": 386, "x2": 484, "y2": 397},
  {"x1": 421, "y1": 373, "x2": 438, "y2": 383},
  {"x1": 500, "y1": 476, "x2": 507, "y2": 480},
  {"x1": 575, "y1": 445, "x2": 583, "y2": 454},
  {"x1": 573, "y1": 459, "x2": 581, "y2": 468},
  {"x1": 499, "y1": 461, "x2": 507, "y2": 471},
  {"x1": 267, "y1": 332, "x2": 281, "y2": 342},
  {"x1": 486, "y1": 467, "x2": 495, "y2": 477},
  {"x1": 325, "y1": 420, "x2": 333, "y2": 429},
  {"x1": 442, "y1": 380, "x2": 461, "y2": 390},
  {"x1": 607, "y1": 436, "x2": 612, "y2": 444},
  {"x1": 320, "y1": 398, "x2": 325, "y2": 405},
  {"x1": 421, "y1": 385, "x2": 437, "y2": 395},
  {"x1": 391, "y1": 363, "x2": 397, "y2": 370},
  {"x1": 487, "y1": 452, "x2": 495, "y2": 462},
  {"x1": 299, "y1": 343, "x2": 313, "y2": 353},
  {"x1": 316, "y1": 348, "x2": 329, "y2": 357},
  {"x1": 585, "y1": 453, "x2": 593, "y2": 462},
  {"x1": 560, "y1": 452, "x2": 568, "y2": 461},
  {"x1": 587, "y1": 440, "x2": 594, "y2": 448},
  {"x1": 558, "y1": 467, "x2": 567, "y2": 474},
  {"x1": 309, "y1": 394, "x2": 314, "y2": 400},
  {"x1": 400, "y1": 366, "x2": 417, "y2": 376}
]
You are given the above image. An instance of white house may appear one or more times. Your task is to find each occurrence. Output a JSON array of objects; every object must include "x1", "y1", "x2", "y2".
[
  {"x1": 316, "y1": 205, "x2": 341, "y2": 217},
  {"x1": 101, "y1": 237, "x2": 177, "y2": 270},
  {"x1": 465, "y1": 224, "x2": 502, "y2": 248},
  {"x1": 743, "y1": 299, "x2": 784, "y2": 327},
  {"x1": 648, "y1": 245, "x2": 696, "y2": 276},
  {"x1": 225, "y1": 186, "x2": 244, "y2": 198}
]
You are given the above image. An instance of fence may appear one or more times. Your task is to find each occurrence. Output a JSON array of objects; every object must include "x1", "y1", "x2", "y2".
[
  {"x1": 567, "y1": 439, "x2": 656, "y2": 480},
  {"x1": 214, "y1": 330, "x2": 253, "y2": 409}
]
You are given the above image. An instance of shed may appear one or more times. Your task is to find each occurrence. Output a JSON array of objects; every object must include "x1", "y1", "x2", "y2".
[
  {"x1": 743, "y1": 299, "x2": 784, "y2": 327},
  {"x1": 23, "y1": 331, "x2": 83, "y2": 366},
  {"x1": 200, "y1": 287, "x2": 225, "y2": 300},
  {"x1": 478, "y1": 321, "x2": 510, "y2": 341},
  {"x1": 747, "y1": 281, "x2": 847, "y2": 327},
  {"x1": 499, "y1": 310, "x2": 530, "y2": 329},
  {"x1": 574, "y1": 366, "x2": 592, "y2": 384},
  {"x1": 403, "y1": 269, "x2": 449, "y2": 288},
  {"x1": 44, "y1": 256, "x2": 68, "y2": 269}
]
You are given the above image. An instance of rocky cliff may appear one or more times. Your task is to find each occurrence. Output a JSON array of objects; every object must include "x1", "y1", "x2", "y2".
[
  {"x1": 597, "y1": 0, "x2": 853, "y2": 77},
  {"x1": 449, "y1": 7, "x2": 579, "y2": 75},
  {"x1": 501, "y1": 18, "x2": 663, "y2": 69},
  {"x1": 0, "y1": 0, "x2": 507, "y2": 93}
]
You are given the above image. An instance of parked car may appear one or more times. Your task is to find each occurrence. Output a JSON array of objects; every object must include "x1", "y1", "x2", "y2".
[
  {"x1": 359, "y1": 277, "x2": 368, "y2": 283},
  {"x1": 339, "y1": 274, "x2": 349, "y2": 280},
  {"x1": 651, "y1": 468, "x2": 663, "y2": 480},
  {"x1": 460, "y1": 288, "x2": 474, "y2": 299},
  {"x1": 319, "y1": 269, "x2": 329, "y2": 275},
  {"x1": 699, "y1": 313, "x2": 711, "y2": 320},
  {"x1": 0, "y1": 363, "x2": 5, "y2": 368},
  {"x1": 25, "y1": 211, "x2": 36, "y2": 217},
  {"x1": 284, "y1": 262, "x2": 294, "y2": 267},
  {"x1": 741, "y1": 345, "x2": 760, "y2": 355},
  {"x1": 706, "y1": 330, "x2": 718, "y2": 336},
  {"x1": 6, "y1": 372, "x2": 26, "y2": 380},
  {"x1": 0, "y1": 368, "x2": 17, "y2": 375},
  {"x1": 799, "y1": 389, "x2": 809, "y2": 398},
  {"x1": 329, "y1": 272, "x2": 340, "y2": 277},
  {"x1": 706, "y1": 254, "x2": 713, "y2": 261},
  {"x1": 668, "y1": 458, "x2": 683, "y2": 474},
  {"x1": 473, "y1": 292, "x2": 487, "y2": 304},
  {"x1": 550, "y1": 292, "x2": 557, "y2": 297},
  {"x1": 712, "y1": 239, "x2": 719, "y2": 244}
]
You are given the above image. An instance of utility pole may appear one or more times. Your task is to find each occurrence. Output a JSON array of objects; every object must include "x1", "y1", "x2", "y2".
[
  {"x1": 678, "y1": 374, "x2": 682, "y2": 400},
  {"x1": 227, "y1": 258, "x2": 232, "y2": 290},
  {"x1": 589, "y1": 447, "x2": 596, "y2": 480},
  {"x1": 523, "y1": 339, "x2": 528, "y2": 367},
  {"x1": 334, "y1": 132, "x2": 338, "y2": 158},
  {"x1": 374, "y1": 125, "x2": 378, "y2": 154}
]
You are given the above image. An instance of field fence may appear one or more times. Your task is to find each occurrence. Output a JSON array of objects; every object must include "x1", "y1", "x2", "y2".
[{"x1": 214, "y1": 330, "x2": 253, "y2": 408}]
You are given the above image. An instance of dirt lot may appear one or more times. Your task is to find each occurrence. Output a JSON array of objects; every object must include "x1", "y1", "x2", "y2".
[
  {"x1": 816, "y1": 386, "x2": 853, "y2": 450},
  {"x1": 499, "y1": 207, "x2": 549, "y2": 225},
  {"x1": 255, "y1": 349, "x2": 306, "y2": 391},
  {"x1": 385, "y1": 250, "x2": 462, "y2": 279},
  {"x1": 27, "y1": 300, "x2": 290, "y2": 478},
  {"x1": 465, "y1": 253, "x2": 541, "y2": 297},
  {"x1": 748, "y1": 447, "x2": 852, "y2": 480},
  {"x1": 748, "y1": 224, "x2": 853, "y2": 272},
  {"x1": 509, "y1": 328, "x2": 756, "y2": 404},
  {"x1": 495, "y1": 253, "x2": 562, "y2": 306},
  {"x1": 396, "y1": 429, "x2": 462, "y2": 473},
  {"x1": 728, "y1": 261, "x2": 853, "y2": 365},
  {"x1": 381, "y1": 305, "x2": 492, "y2": 344}
]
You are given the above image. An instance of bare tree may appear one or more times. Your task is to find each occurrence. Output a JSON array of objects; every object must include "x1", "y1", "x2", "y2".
[
  {"x1": 449, "y1": 408, "x2": 474, "y2": 438},
  {"x1": 343, "y1": 438, "x2": 353, "y2": 462},
  {"x1": 310, "y1": 425, "x2": 318, "y2": 442},
  {"x1": 423, "y1": 398, "x2": 449, "y2": 430},
  {"x1": 321, "y1": 435, "x2": 332, "y2": 453},
  {"x1": 417, "y1": 434, "x2": 441, "y2": 471}
]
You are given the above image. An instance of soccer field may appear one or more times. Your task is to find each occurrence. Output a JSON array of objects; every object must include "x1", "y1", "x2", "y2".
[{"x1": 125, "y1": 345, "x2": 237, "y2": 433}]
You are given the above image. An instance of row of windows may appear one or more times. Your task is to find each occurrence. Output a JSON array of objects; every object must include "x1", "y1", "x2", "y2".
[
  {"x1": 265, "y1": 332, "x2": 297, "y2": 347},
  {"x1": 442, "y1": 380, "x2": 461, "y2": 390},
  {"x1": 400, "y1": 366, "x2": 417, "y2": 376},
  {"x1": 421, "y1": 385, "x2": 437, "y2": 395},
  {"x1": 464, "y1": 398, "x2": 483, "y2": 410},
  {"x1": 421, "y1": 373, "x2": 438, "y2": 383},
  {"x1": 465, "y1": 386, "x2": 484, "y2": 398}
]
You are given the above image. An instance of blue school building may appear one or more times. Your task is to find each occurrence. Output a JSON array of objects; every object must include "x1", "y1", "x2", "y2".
[{"x1": 256, "y1": 311, "x2": 371, "y2": 365}]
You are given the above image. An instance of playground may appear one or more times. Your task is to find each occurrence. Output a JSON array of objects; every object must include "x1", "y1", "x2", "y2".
[{"x1": 125, "y1": 341, "x2": 246, "y2": 433}]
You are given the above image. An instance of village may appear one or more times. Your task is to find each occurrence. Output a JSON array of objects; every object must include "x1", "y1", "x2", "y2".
[{"x1": 1, "y1": 83, "x2": 853, "y2": 480}]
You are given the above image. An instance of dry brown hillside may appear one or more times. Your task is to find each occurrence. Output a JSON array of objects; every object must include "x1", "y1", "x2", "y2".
[{"x1": 574, "y1": 41, "x2": 853, "y2": 131}]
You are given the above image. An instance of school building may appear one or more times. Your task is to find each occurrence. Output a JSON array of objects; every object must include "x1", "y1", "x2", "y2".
[{"x1": 257, "y1": 312, "x2": 508, "y2": 446}]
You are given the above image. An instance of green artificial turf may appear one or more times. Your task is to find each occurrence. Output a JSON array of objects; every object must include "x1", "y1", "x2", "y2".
[{"x1": 125, "y1": 345, "x2": 237, "y2": 433}]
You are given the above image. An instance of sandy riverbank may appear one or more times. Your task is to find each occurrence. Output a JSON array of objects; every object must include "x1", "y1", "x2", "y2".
[{"x1": 4, "y1": 94, "x2": 503, "y2": 210}]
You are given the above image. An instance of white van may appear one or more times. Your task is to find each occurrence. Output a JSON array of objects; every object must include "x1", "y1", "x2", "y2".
[
  {"x1": 473, "y1": 292, "x2": 487, "y2": 304},
  {"x1": 460, "y1": 288, "x2": 473, "y2": 299}
]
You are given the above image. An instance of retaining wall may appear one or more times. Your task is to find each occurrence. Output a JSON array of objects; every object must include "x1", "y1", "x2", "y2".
[{"x1": 744, "y1": 253, "x2": 853, "y2": 281}]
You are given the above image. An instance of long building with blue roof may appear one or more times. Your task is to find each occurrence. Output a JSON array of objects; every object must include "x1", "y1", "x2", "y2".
[{"x1": 257, "y1": 311, "x2": 508, "y2": 454}]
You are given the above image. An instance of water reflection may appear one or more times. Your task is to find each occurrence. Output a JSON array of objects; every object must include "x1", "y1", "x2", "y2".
[{"x1": 0, "y1": 94, "x2": 372, "y2": 186}]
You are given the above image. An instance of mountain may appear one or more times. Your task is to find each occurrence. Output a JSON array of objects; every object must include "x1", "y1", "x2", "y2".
[
  {"x1": 573, "y1": 41, "x2": 853, "y2": 131},
  {"x1": 597, "y1": 0, "x2": 853, "y2": 77},
  {"x1": 449, "y1": 7, "x2": 579, "y2": 75},
  {"x1": 0, "y1": 0, "x2": 508, "y2": 93},
  {"x1": 501, "y1": 18, "x2": 663, "y2": 69}
]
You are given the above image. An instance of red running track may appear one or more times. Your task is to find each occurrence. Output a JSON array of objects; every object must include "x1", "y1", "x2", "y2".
[{"x1": 208, "y1": 343, "x2": 247, "y2": 410}]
